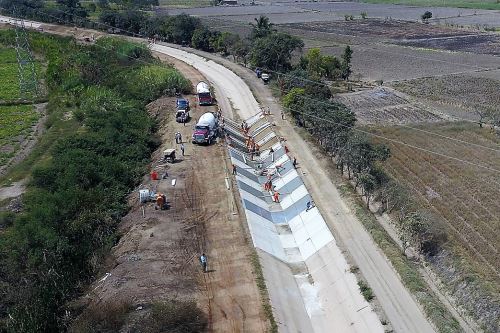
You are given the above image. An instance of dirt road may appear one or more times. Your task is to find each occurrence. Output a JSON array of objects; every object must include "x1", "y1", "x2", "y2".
[
  {"x1": 161, "y1": 61, "x2": 268, "y2": 332},
  {"x1": 153, "y1": 43, "x2": 436, "y2": 333}
]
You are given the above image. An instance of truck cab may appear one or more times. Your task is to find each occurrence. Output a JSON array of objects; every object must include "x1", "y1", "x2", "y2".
[{"x1": 192, "y1": 112, "x2": 218, "y2": 145}]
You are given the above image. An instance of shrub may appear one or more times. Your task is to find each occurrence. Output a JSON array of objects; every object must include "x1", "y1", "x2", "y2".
[
  {"x1": 70, "y1": 300, "x2": 132, "y2": 333},
  {"x1": 358, "y1": 280, "x2": 374, "y2": 301},
  {"x1": 144, "y1": 300, "x2": 207, "y2": 333}
]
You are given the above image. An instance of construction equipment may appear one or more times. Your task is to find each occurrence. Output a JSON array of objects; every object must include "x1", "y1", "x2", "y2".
[
  {"x1": 163, "y1": 148, "x2": 176, "y2": 163},
  {"x1": 192, "y1": 112, "x2": 219, "y2": 145},
  {"x1": 196, "y1": 81, "x2": 213, "y2": 106}
]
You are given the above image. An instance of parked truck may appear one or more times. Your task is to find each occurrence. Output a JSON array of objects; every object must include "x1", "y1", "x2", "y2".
[
  {"x1": 192, "y1": 112, "x2": 218, "y2": 145},
  {"x1": 176, "y1": 98, "x2": 190, "y2": 123},
  {"x1": 196, "y1": 81, "x2": 213, "y2": 106}
]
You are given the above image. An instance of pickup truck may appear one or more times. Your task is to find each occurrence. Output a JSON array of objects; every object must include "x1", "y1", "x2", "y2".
[
  {"x1": 176, "y1": 98, "x2": 190, "y2": 110},
  {"x1": 261, "y1": 73, "x2": 270, "y2": 84}
]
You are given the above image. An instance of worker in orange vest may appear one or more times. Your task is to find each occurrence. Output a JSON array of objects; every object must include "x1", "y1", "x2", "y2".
[{"x1": 273, "y1": 191, "x2": 280, "y2": 203}]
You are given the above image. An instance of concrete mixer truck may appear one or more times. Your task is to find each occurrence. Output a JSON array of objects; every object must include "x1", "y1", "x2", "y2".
[
  {"x1": 196, "y1": 81, "x2": 213, "y2": 106},
  {"x1": 192, "y1": 112, "x2": 219, "y2": 145}
]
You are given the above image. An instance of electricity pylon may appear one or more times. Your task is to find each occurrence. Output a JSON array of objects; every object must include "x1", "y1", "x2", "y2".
[{"x1": 13, "y1": 9, "x2": 39, "y2": 100}]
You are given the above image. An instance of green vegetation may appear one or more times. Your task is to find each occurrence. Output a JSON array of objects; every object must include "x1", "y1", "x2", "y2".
[
  {"x1": 0, "y1": 48, "x2": 21, "y2": 101},
  {"x1": 0, "y1": 30, "x2": 191, "y2": 332},
  {"x1": 357, "y1": 280, "x2": 374, "y2": 301},
  {"x1": 158, "y1": 0, "x2": 212, "y2": 8},
  {"x1": 0, "y1": 105, "x2": 39, "y2": 166},
  {"x1": 361, "y1": 0, "x2": 500, "y2": 10}
]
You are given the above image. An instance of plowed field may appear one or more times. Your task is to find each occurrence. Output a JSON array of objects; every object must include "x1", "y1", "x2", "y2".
[{"x1": 371, "y1": 123, "x2": 500, "y2": 284}]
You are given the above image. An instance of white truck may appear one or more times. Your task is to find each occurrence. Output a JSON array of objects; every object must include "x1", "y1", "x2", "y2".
[
  {"x1": 196, "y1": 81, "x2": 213, "y2": 106},
  {"x1": 192, "y1": 112, "x2": 219, "y2": 145}
]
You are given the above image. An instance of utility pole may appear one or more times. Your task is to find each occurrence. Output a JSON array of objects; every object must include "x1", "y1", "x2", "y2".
[{"x1": 13, "y1": 7, "x2": 39, "y2": 100}]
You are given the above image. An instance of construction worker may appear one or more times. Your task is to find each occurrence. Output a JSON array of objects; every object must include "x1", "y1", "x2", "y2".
[
  {"x1": 293, "y1": 157, "x2": 297, "y2": 169},
  {"x1": 273, "y1": 191, "x2": 280, "y2": 203},
  {"x1": 281, "y1": 110, "x2": 284, "y2": 120},
  {"x1": 232, "y1": 164, "x2": 237, "y2": 175},
  {"x1": 199, "y1": 253, "x2": 208, "y2": 273},
  {"x1": 180, "y1": 143, "x2": 185, "y2": 156}
]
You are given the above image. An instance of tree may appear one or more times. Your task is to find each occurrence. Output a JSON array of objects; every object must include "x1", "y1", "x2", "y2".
[
  {"x1": 56, "y1": 0, "x2": 88, "y2": 21},
  {"x1": 305, "y1": 48, "x2": 323, "y2": 79},
  {"x1": 421, "y1": 11, "x2": 432, "y2": 23},
  {"x1": 341, "y1": 45, "x2": 353, "y2": 80},
  {"x1": 302, "y1": 48, "x2": 341, "y2": 80},
  {"x1": 97, "y1": 0, "x2": 109, "y2": 8},
  {"x1": 209, "y1": 31, "x2": 238, "y2": 55},
  {"x1": 230, "y1": 38, "x2": 250, "y2": 65},
  {"x1": 250, "y1": 32, "x2": 304, "y2": 71},
  {"x1": 163, "y1": 14, "x2": 201, "y2": 45},
  {"x1": 322, "y1": 55, "x2": 341, "y2": 80},
  {"x1": 283, "y1": 88, "x2": 305, "y2": 114},
  {"x1": 191, "y1": 27, "x2": 212, "y2": 51},
  {"x1": 359, "y1": 172, "x2": 376, "y2": 208},
  {"x1": 249, "y1": 15, "x2": 274, "y2": 40}
]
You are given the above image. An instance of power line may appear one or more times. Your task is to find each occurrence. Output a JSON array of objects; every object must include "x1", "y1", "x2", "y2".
[
  {"x1": 264, "y1": 84, "x2": 500, "y2": 153},
  {"x1": 279, "y1": 102, "x2": 500, "y2": 173},
  {"x1": 5, "y1": 8, "x2": 499, "y2": 173},
  {"x1": 13, "y1": 5, "x2": 498, "y2": 132}
]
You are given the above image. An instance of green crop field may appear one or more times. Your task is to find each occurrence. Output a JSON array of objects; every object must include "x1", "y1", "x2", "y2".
[
  {"x1": 0, "y1": 48, "x2": 21, "y2": 101},
  {"x1": 362, "y1": 0, "x2": 500, "y2": 10},
  {"x1": 158, "y1": 0, "x2": 212, "y2": 8},
  {"x1": 0, "y1": 105, "x2": 39, "y2": 166}
]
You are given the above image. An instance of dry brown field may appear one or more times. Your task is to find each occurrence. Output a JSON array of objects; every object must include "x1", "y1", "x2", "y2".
[
  {"x1": 393, "y1": 75, "x2": 500, "y2": 117},
  {"x1": 333, "y1": 87, "x2": 443, "y2": 124},
  {"x1": 370, "y1": 122, "x2": 500, "y2": 285}
]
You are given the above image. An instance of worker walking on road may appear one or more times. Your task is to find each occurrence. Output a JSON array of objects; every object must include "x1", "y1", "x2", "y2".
[
  {"x1": 199, "y1": 253, "x2": 208, "y2": 273},
  {"x1": 180, "y1": 143, "x2": 185, "y2": 156},
  {"x1": 293, "y1": 157, "x2": 297, "y2": 169},
  {"x1": 232, "y1": 164, "x2": 237, "y2": 175}
]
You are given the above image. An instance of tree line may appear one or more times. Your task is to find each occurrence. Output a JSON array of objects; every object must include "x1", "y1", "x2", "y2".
[{"x1": 0, "y1": 31, "x2": 191, "y2": 332}]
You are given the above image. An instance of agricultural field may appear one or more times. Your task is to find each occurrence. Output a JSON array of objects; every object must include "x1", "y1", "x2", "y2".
[
  {"x1": 283, "y1": 20, "x2": 500, "y2": 56},
  {"x1": 370, "y1": 122, "x2": 500, "y2": 330},
  {"x1": 333, "y1": 87, "x2": 443, "y2": 124},
  {"x1": 0, "y1": 104, "x2": 39, "y2": 167},
  {"x1": 371, "y1": 122, "x2": 500, "y2": 281},
  {"x1": 158, "y1": 0, "x2": 212, "y2": 9},
  {"x1": 0, "y1": 47, "x2": 20, "y2": 101},
  {"x1": 361, "y1": 0, "x2": 500, "y2": 10},
  {"x1": 393, "y1": 75, "x2": 500, "y2": 119}
]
